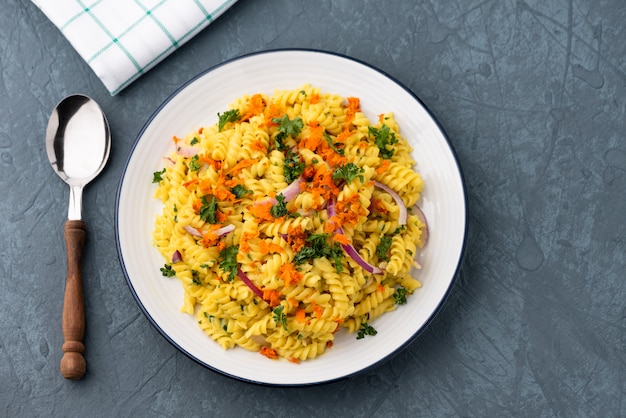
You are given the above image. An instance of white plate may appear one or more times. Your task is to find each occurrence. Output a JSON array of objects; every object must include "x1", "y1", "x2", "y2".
[{"x1": 116, "y1": 49, "x2": 467, "y2": 386}]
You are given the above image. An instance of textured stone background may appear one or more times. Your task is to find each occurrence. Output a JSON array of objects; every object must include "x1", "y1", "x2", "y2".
[{"x1": 1, "y1": 0, "x2": 624, "y2": 416}]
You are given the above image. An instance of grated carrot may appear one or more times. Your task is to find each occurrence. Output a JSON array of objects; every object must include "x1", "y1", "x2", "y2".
[
  {"x1": 345, "y1": 97, "x2": 360, "y2": 126},
  {"x1": 312, "y1": 302, "x2": 323, "y2": 319},
  {"x1": 183, "y1": 179, "x2": 199, "y2": 188},
  {"x1": 241, "y1": 94, "x2": 266, "y2": 122},
  {"x1": 279, "y1": 262, "x2": 303, "y2": 286},
  {"x1": 376, "y1": 159, "x2": 391, "y2": 174},
  {"x1": 262, "y1": 289, "x2": 282, "y2": 308},
  {"x1": 309, "y1": 93, "x2": 320, "y2": 104},
  {"x1": 295, "y1": 309, "x2": 306, "y2": 323},
  {"x1": 333, "y1": 233, "x2": 350, "y2": 245},
  {"x1": 288, "y1": 357, "x2": 300, "y2": 364},
  {"x1": 259, "y1": 346, "x2": 278, "y2": 360},
  {"x1": 263, "y1": 102, "x2": 282, "y2": 126},
  {"x1": 286, "y1": 225, "x2": 307, "y2": 252},
  {"x1": 259, "y1": 240, "x2": 285, "y2": 255},
  {"x1": 249, "y1": 201, "x2": 274, "y2": 222}
]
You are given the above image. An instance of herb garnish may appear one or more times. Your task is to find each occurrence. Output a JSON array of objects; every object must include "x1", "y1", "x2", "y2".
[
  {"x1": 376, "y1": 235, "x2": 393, "y2": 262},
  {"x1": 284, "y1": 149, "x2": 305, "y2": 183},
  {"x1": 293, "y1": 233, "x2": 344, "y2": 272},
  {"x1": 323, "y1": 132, "x2": 345, "y2": 156},
  {"x1": 270, "y1": 193, "x2": 289, "y2": 218},
  {"x1": 368, "y1": 124, "x2": 397, "y2": 159},
  {"x1": 189, "y1": 155, "x2": 202, "y2": 171},
  {"x1": 332, "y1": 162, "x2": 364, "y2": 183},
  {"x1": 393, "y1": 287, "x2": 408, "y2": 305},
  {"x1": 218, "y1": 109, "x2": 241, "y2": 132},
  {"x1": 190, "y1": 137, "x2": 199, "y2": 145},
  {"x1": 152, "y1": 168, "x2": 166, "y2": 183},
  {"x1": 357, "y1": 322, "x2": 377, "y2": 339},
  {"x1": 218, "y1": 245, "x2": 239, "y2": 282},
  {"x1": 272, "y1": 115, "x2": 303, "y2": 151},
  {"x1": 230, "y1": 184, "x2": 251, "y2": 199},
  {"x1": 199, "y1": 195, "x2": 218, "y2": 224},
  {"x1": 272, "y1": 305, "x2": 288, "y2": 331},
  {"x1": 160, "y1": 264, "x2": 176, "y2": 277}
]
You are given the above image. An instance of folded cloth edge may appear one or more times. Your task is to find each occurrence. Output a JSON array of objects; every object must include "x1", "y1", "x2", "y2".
[{"x1": 32, "y1": 0, "x2": 238, "y2": 95}]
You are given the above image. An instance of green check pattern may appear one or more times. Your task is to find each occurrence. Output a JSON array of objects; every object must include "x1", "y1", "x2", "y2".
[{"x1": 32, "y1": 0, "x2": 238, "y2": 95}]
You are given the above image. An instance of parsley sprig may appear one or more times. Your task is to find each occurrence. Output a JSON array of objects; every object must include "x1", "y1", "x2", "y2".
[
  {"x1": 368, "y1": 124, "x2": 398, "y2": 159},
  {"x1": 218, "y1": 245, "x2": 239, "y2": 282},
  {"x1": 357, "y1": 322, "x2": 377, "y2": 339},
  {"x1": 293, "y1": 233, "x2": 343, "y2": 272},
  {"x1": 272, "y1": 305, "x2": 288, "y2": 331},
  {"x1": 199, "y1": 195, "x2": 218, "y2": 224},
  {"x1": 270, "y1": 193, "x2": 289, "y2": 218},
  {"x1": 332, "y1": 162, "x2": 364, "y2": 183},
  {"x1": 272, "y1": 115, "x2": 303, "y2": 151},
  {"x1": 152, "y1": 168, "x2": 166, "y2": 183},
  {"x1": 217, "y1": 109, "x2": 241, "y2": 132}
]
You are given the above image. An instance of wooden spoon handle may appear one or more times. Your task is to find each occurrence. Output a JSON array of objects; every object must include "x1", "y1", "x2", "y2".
[{"x1": 61, "y1": 219, "x2": 87, "y2": 380}]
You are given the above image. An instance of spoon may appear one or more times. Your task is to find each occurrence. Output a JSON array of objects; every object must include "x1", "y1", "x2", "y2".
[{"x1": 45, "y1": 95, "x2": 111, "y2": 380}]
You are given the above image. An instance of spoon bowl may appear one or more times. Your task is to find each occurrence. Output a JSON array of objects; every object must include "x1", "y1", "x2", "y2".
[{"x1": 46, "y1": 95, "x2": 111, "y2": 380}]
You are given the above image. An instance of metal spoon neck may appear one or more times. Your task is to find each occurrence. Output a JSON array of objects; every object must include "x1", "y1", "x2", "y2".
[{"x1": 68, "y1": 185, "x2": 83, "y2": 221}]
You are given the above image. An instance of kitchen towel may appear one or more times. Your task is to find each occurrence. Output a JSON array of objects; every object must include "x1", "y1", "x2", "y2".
[{"x1": 32, "y1": 0, "x2": 238, "y2": 95}]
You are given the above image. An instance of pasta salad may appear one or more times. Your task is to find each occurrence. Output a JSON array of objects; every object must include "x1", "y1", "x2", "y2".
[{"x1": 152, "y1": 85, "x2": 428, "y2": 362}]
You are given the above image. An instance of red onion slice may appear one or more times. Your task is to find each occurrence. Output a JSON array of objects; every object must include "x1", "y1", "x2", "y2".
[
  {"x1": 237, "y1": 269, "x2": 264, "y2": 299},
  {"x1": 327, "y1": 199, "x2": 384, "y2": 275},
  {"x1": 171, "y1": 250, "x2": 182, "y2": 263},
  {"x1": 255, "y1": 176, "x2": 303, "y2": 206},
  {"x1": 176, "y1": 145, "x2": 200, "y2": 158},
  {"x1": 373, "y1": 181, "x2": 407, "y2": 225},
  {"x1": 183, "y1": 225, "x2": 202, "y2": 237}
]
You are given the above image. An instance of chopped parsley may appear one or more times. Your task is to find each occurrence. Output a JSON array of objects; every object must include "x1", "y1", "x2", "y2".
[
  {"x1": 199, "y1": 195, "x2": 219, "y2": 224},
  {"x1": 190, "y1": 137, "x2": 199, "y2": 145},
  {"x1": 270, "y1": 193, "x2": 289, "y2": 218},
  {"x1": 376, "y1": 235, "x2": 393, "y2": 261},
  {"x1": 272, "y1": 115, "x2": 303, "y2": 151},
  {"x1": 218, "y1": 109, "x2": 241, "y2": 132},
  {"x1": 293, "y1": 233, "x2": 344, "y2": 272},
  {"x1": 160, "y1": 264, "x2": 175, "y2": 277},
  {"x1": 230, "y1": 184, "x2": 251, "y2": 199},
  {"x1": 357, "y1": 322, "x2": 377, "y2": 339},
  {"x1": 393, "y1": 287, "x2": 408, "y2": 305},
  {"x1": 332, "y1": 162, "x2": 364, "y2": 183},
  {"x1": 189, "y1": 155, "x2": 202, "y2": 171},
  {"x1": 218, "y1": 245, "x2": 239, "y2": 282},
  {"x1": 152, "y1": 168, "x2": 166, "y2": 183},
  {"x1": 323, "y1": 132, "x2": 345, "y2": 156},
  {"x1": 368, "y1": 124, "x2": 398, "y2": 159},
  {"x1": 191, "y1": 270, "x2": 201, "y2": 285},
  {"x1": 284, "y1": 149, "x2": 305, "y2": 183},
  {"x1": 272, "y1": 305, "x2": 288, "y2": 331}
]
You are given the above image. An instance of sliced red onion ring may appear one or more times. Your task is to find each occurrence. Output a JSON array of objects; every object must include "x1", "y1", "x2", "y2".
[
  {"x1": 237, "y1": 269, "x2": 264, "y2": 299},
  {"x1": 183, "y1": 225, "x2": 202, "y2": 237},
  {"x1": 171, "y1": 250, "x2": 182, "y2": 263},
  {"x1": 374, "y1": 181, "x2": 407, "y2": 225},
  {"x1": 162, "y1": 156, "x2": 176, "y2": 167},
  {"x1": 411, "y1": 204, "x2": 429, "y2": 247},
  {"x1": 255, "y1": 176, "x2": 303, "y2": 206},
  {"x1": 176, "y1": 145, "x2": 200, "y2": 158},
  {"x1": 327, "y1": 199, "x2": 384, "y2": 275},
  {"x1": 214, "y1": 224, "x2": 236, "y2": 237}
]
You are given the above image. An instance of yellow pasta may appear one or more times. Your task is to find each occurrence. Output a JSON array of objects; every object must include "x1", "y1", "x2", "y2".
[{"x1": 152, "y1": 85, "x2": 428, "y2": 362}]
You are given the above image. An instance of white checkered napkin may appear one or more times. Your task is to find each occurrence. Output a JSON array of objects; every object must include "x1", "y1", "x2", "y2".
[{"x1": 32, "y1": 0, "x2": 237, "y2": 95}]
